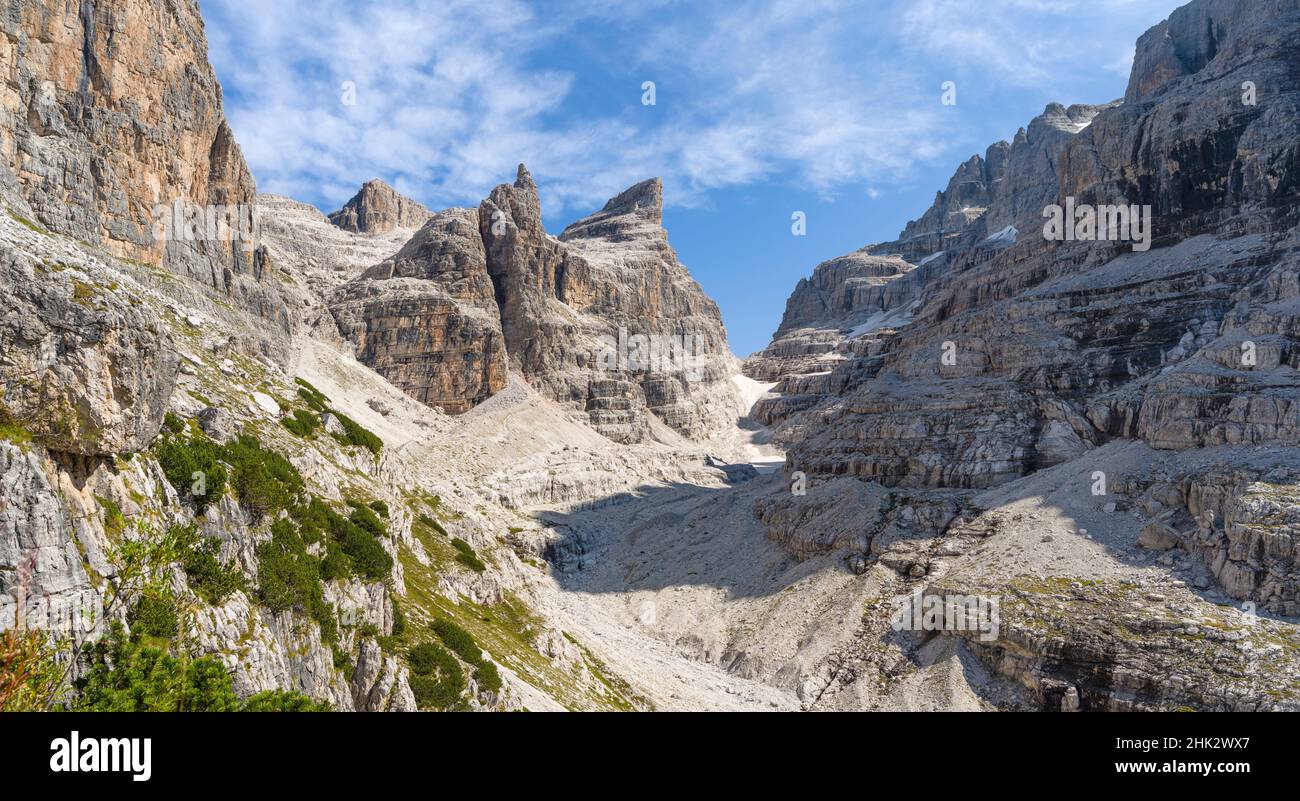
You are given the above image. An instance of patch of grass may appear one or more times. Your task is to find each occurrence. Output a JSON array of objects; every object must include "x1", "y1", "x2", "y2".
[
  {"x1": 95, "y1": 495, "x2": 128, "y2": 538},
  {"x1": 6, "y1": 207, "x2": 48, "y2": 235},
  {"x1": 0, "y1": 412, "x2": 32, "y2": 446}
]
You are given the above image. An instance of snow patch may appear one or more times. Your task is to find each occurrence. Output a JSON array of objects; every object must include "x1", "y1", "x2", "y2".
[{"x1": 984, "y1": 225, "x2": 1018, "y2": 245}]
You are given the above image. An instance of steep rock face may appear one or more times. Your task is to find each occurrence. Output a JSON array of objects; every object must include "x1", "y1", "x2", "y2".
[
  {"x1": 256, "y1": 193, "x2": 413, "y2": 301},
  {"x1": 0, "y1": 0, "x2": 288, "y2": 333},
  {"x1": 332, "y1": 165, "x2": 740, "y2": 442},
  {"x1": 478, "y1": 165, "x2": 594, "y2": 403},
  {"x1": 1, "y1": 239, "x2": 177, "y2": 455},
  {"x1": 877, "y1": 146, "x2": 1009, "y2": 263},
  {"x1": 0, "y1": 178, "x2": 178, "y2": 456},
  {"x1": 747, "y1": 0, "x2": 1300, "y2": 707},
  {"x1": 328, "y1": 179, "x2": 433, "y2": 234},
  {"x1": 556, "y1": 176, "x2": 739, "y2": 441},
  {"x1": 0, "y1": 442, "x2": 102, "y2": 636},
  {"x1": 331, "y1": 208, "x2": 508, "y2": 414},
  {"x1": 745, "y1": 251, "x2": 925, "y2": 386},
  {"x1": 762, "y1": 0, "x2": 1300, "y2": 491}
]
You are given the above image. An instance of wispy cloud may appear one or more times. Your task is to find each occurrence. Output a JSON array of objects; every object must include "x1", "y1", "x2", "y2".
[
  {"x1": 202, "y1": 0, "x2": 1183, "y2": 217},
  {"x1": 899, "y1": 0, "x2": 1177, "y2": 87}
]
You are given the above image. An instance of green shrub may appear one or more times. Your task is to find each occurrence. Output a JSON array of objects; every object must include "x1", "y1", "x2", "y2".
[
  {"x1": 407, "y1": 642, "x2": 443, "y2": 675},
  {"x1": 294, "y1": 378, "x2": 330, "y2": 412},
  {"x1": 406, "y1": 641, "x2": 466, "y2": 711},
  {"x1": 390, "y1": 597, "x2": 407, "y2": 638},
  {"x1": 154, "y1": 431, "x2": 227, "y2": 514},
  {"x1": 162, "y1": 412, "x2": 184, "y2": 434},
  {"x1": 331, "y1": 516, "x2": 392, "y2": 579},
  {"x1": 255, "y1": 519, "x2": 322, "y2": 614},
  {"x1": 409, "y1": 674, "x2": 466, "y2": 711},
  {"x1": 429, "y1": 619, "x2": 500, "y2": 697},
  {"x1": 348, "y1": 504, "x2": 387, "y2": 539},
  {"x1": 281, "y1": 409, "x2": 320, "y2": 438},
  {"x1": 474, "y1": 659, "x2": 502, "y2": 694},
  {"x1": 239, "y1": 689, "x2": 331, "y2": 712},
  {"x1": 224, "y1": 434, "x2": 304, "y2": 521},
  {"x1": 318, "y1": 539, "x2": 352, "y2": 582},
  {"x1": 128, "y1": 593, "x2": 179, "y2": 638},
  {"x1": 174, "y1": 524, "x2": 246, "y2": 605},
  {"x1": 451, "y1": 538, "x2": 486, "y2": 572},
  {"x1": 417, "y1": 513, "x2": 448, "y2": 537},
  {"x1": 74, "y1": 624, "x2": 239, "y2": 712},
  {"x1": 368, "y1": 499, "x2": 389, "y2": 517},
  {"x1": 431, "y1": 618, "x2": 482, "y2": 665},
  {"x1": 95, "y1": 495, "x2": 128, "y2": 538},
  {"x1": 326, "y1": 409, "x2": 382, "y2": 455}
]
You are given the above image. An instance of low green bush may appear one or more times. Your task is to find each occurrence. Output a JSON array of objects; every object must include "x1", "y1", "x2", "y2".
[
  {"x1": 294, "y1": 378, "x2": 330, "y2": 412},
  {"x1": 128, "y1": 592, "x2": 179, "y2": 638},
  {"x1": 74, "y1": 624, "x2": 238, "y2": 712},
  {"x1": 174, "y1": 524, "x2": 246, "y2": 605},
  {"x1": 154, "y1": 430, "x2": 227, "y2": 513},
  {"x1": 417, "y1": 513, "x2": 448, "y2": 537},
  {"x1": 451, "y1": 538, "x2": 486, "y2": 573},
  {"x1": 475, "y1": 659, "x2": 502, "y2": 694},
  {"x1": 239, "y1": 689, "x2": 331, "y2": 712},
  {"x1": 348, "y1": 503, "x2": 387, "y2": 539},
  {"x1": 75, "y1": 625, "x2": 329, "y2": 712},
  {"x1": 328, "y1": 409, "x2": 383, "y2": 455},
  {"x1": 406, "y1": 640, "x2": 467, "y2": 711},
  {"x1": 281, "y1": 409, "x2": 320, "y2": 438},
  {"x1": 224, "y1": 434, "x2": 303, "y2": 521},
  {"x1": 429, "y1": 619, "x2": 500, "y2": 696}
]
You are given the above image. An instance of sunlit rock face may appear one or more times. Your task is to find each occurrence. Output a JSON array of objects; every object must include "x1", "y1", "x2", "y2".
[{"x1": 331, "y1": 166, "x2": 740, "y2": 441}]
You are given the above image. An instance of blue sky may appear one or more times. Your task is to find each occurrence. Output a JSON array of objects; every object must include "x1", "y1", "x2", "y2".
[{"x1": 203, "y1": 0, "x2": 1184, "y2": 356}]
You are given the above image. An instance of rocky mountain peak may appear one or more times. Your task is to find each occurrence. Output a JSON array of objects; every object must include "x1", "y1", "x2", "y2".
[
  {"x1": 560, "y1": 178, "x2": 665, "y2": 243},
  {"x1": 601, "y1": 178, "x2": 663, "y2": 221},
  {"x1": 484, "y1": 163, "x2": 545, "y2": 236},
  {"x1": 328, "y1": 179, "x2": 433, "y2": 234},
  {"x1": 514, "y1": 162, "x2": 536, "y2": 190}
]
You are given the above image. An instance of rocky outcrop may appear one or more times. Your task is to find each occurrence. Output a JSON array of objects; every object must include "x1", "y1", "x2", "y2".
[
  {"x1": 331, "y1": 165, "x2": 740, "y2": 442},
  {"x1": 328, "y1": 180, "x2": 433, "y2": 234},
  {"x1": 331, "y1": 208, "x2": 508, "y2": 414},
  {"x1": 0, "y1": 203, "x2": 177, "y2": 456},
  {"x1": 948, "y1": 576, "x2": 1300, "y2": 711},
  {"x1": 0, "y1": 442, "x2": 103, "y2": 636}
]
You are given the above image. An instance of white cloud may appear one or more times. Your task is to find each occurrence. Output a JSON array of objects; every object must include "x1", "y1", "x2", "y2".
[
  {"x1": 898, "y1": 0, "x2": 1178, "y2": 88},
  {"x1": 202, "y1": 0, "x2": 1183, "y2": 218}
]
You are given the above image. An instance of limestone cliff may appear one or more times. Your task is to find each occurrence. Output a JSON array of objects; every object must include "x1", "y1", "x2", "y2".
[
  {"x1": 0, "y1": 0, "x2": 288, "y2": 333},
  {"x1": 332, "y1": 166, "x2": 740, "y2": 443}
]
